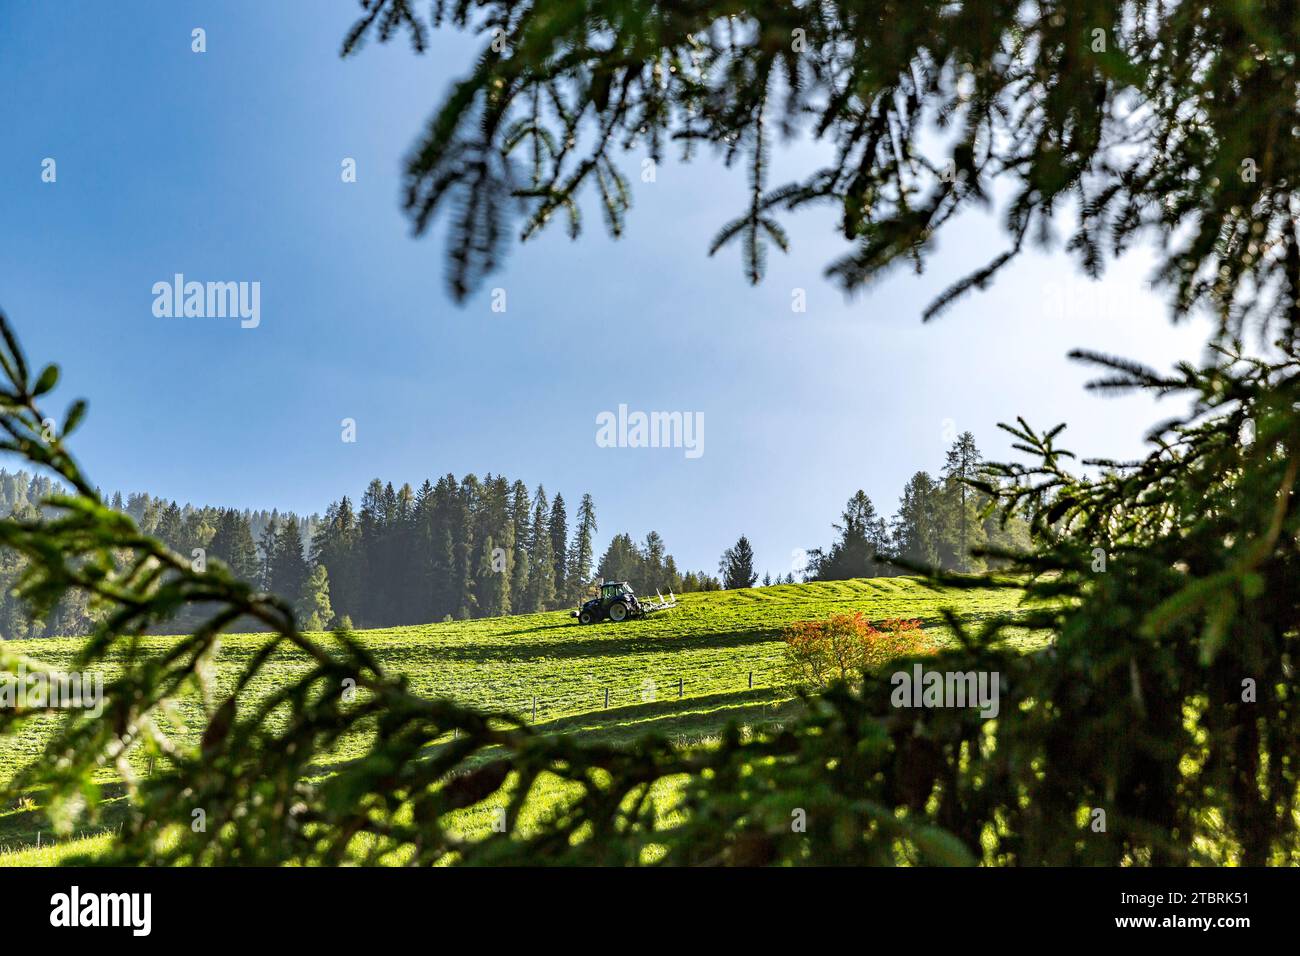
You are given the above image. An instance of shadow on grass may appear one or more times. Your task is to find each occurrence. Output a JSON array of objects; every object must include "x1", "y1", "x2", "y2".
[
  {"x1": 408, "y1": 608, "x2": 1020, "y2": 665},
  {"x1": 0, "y1": 688, "x2": 803, "y2": 861},
  {"x1": 415, "y1": 625, "x2": 788, "y2": 663},
  {"x1": 0, "y1": 780, "x2": 130, "y2": 858},
  {"x1": 531, "y1": 687, "x2": 801, "y2": 746}
]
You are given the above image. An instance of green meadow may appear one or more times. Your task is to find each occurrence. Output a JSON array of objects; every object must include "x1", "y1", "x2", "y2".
[{"x1": 0, "y1": 577, "x2": 1039, "y2": 864}]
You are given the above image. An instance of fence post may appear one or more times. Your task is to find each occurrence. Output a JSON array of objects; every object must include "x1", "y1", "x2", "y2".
[
  {"x1": 749, "y1": 671, "x2": 753, "y2": 689},
  {"x1": 532, "y1": 696, "x2": 537, "y2": 722},
  {"x1": 678, "y1": 677, "x2": 684, "y2": 699},
  {"x1": 604, "y1": 687, "x2": 610, "y2": 709}
]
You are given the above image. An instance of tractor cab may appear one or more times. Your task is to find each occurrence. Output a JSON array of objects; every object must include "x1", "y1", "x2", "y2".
[{"x1": 600, "y1": 581, "x2": 630, "y2": 601}]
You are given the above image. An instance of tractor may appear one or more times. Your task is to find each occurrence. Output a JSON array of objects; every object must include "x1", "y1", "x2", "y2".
[{"x1": 571, "y1": 581, "x2": 677, "y2": 624}]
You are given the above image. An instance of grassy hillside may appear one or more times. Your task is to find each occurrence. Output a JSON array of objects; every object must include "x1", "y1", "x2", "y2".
[{"x1": 0, "y1": 577, "x2": 1038, "y2": 864}]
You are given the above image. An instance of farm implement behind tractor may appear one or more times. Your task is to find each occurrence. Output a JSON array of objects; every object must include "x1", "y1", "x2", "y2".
[{"x1": 572, "y1": 581, "x2": 678, "y2": 624}]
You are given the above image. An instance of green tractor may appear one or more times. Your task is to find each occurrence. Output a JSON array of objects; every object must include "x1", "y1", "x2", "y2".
[{"x1": 571, "y1": 580, "x2": 677, "y2": 624}]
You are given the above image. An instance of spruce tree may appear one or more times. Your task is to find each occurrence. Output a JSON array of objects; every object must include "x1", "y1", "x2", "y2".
[
  {"x1": 257, "y1": 516, "x2": 279, "y2": 591},
  {"x1": 565, "y1": 493, "x2": 596, "y2": 602},
  {"x1": 314, "y1": 496, "x2": 360, "y2": 621},
  {"x1": 808, "y1": 491, "x2": 889, "y2": 580},
  {"x1": 208, "y1": 509, "x2": 236, "y2": 566},
  {"x1": 156, "y1": 501, "x2": 184, "y2": 551},
  {"x1": 269, "y1": 516, "x2": 310, "y2": 607},
  {"x1": 525, "y1": 486, "x2": 556, "y2": 610},
  {"x1": 893, "y1": 472, "x2": 941, "y2": 572},
  {"x1": 411, "y1": 479, "x2": 437, "y2": 622},
  {"x1": 429, "y1": 476, "x2": 459, "y2": 619},
  {"x1": 476, "y1": 533, "x2": 511, "y2": 616},
  {"x1": 183, "y1": 509, "x2": 213, "y2": 554},
  {"x1": 642, "y1": 531, "x2": 665, "y2": 587},
  {"x1": 508, "y1": 480, "x2": 532, "y2": 610},
  {"x1": 472, "y1": 476, "x2": 512, "y2": 615},
  {"x1": 662, "y1": 555, "x2": 681, "y2": 594},
  {"x1": 548, "y1": 493, "x2": 568, "y2": 598},
  {"x1": 453, "y1": 475, "x2": 479, "y2": 618},
  {"x1": 596, "y1": 533, "x2": 638, "y2": 584},
  {"x1": 940, "y1": 432, "x2": 987, "y2": 573},
  {"x1": 228, "y1": 511, "x2": 260, "y2": 584},
  {"x1": 211, "y1": 509, "x2": 260, "y2": 583},
  {"x1": 393, "y1": 482, "x2": 418, "y2": 622},
  {"x1": 718, "y1": 535, "x2": 758, "y2": 589},
  {"x1": 358, "y1": 479, "x2": 389, "y2": 624},
  {"x1": 300, "y1": 564, "x2": 334, "y2": 630}
]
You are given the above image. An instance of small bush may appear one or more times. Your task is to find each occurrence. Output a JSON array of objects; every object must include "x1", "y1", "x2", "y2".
[{"x1": 783, "y1": 612, "x2": 935, "y2": 686}]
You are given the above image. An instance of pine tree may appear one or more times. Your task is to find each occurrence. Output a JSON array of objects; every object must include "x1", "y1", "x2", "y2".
[
  {"x1": 548, "y1": 493, "x2": 568, "y2": 599},
  {"x1": 230, "y1": 512, "x2": 260, "y2": 584},
  {"x1": 156, "y1": 502, "x2": 184, "y2": 551},
  {"x1": 940, "y1": 432, "x2": 987, "y2": 573},
  {"x1": 427, "y1": 476, "x2": 459, "y2": 620},
  {"x1": 411, "y1": 480, "x2": 436, "y2": 622},
  {"x1": 476, "y1": 533, "x2": 511, "y2": 616},
  {"x1": 181, "y1": 509, "x2": 213, "y2": 558},
  {"x1": 314, "y1": 496, "x2": 360, "y2": 621},
  {"x1": 393, "y1": 481, "x2": 419, "y2": 623},
  {"x1": 508, "y1": 480, "x2": 532, "y2": 611},
  {"x1": 719, "y1": 535, "x2": 758, "y2": 589},
  {"x1": 453, "y1": 475, "x2": 479, "y2": 618},
  {"x1": 808, "y1": 491, "x2": 890, "y2": 580},
  {"x1": 596, "y1": 533, "x2": 639, "y2": 584},
  {"x1": 257, "y1": 516, "x2": 280, "y2": 591},
  {"x1": 211, "y1": 509, "x2": 260, "y2": 583},
  {"x1": 893, "y1": 471, "x2": 941, "y2": 572},
  {"x1": 269, "y1": 516, "x2": 310, "y2": 607},
  {"x1": 358, "y1": 479, "x2": 389, "y2": 624},
  {"x1": 662, "y1": 555, "x2": 681, "y2": 594},
  {"x1": 642, "y1": 531, "x2": 665, "y2": 588},
  {"x1": 300, "y1": 564, "x2": 334, "y2": 630},
  {"x1": 565, "y1": 493, "x2": 596, "y2": 603},
  {"x1": 525, "y1": 486, "x2": 556, "y2": 610}
]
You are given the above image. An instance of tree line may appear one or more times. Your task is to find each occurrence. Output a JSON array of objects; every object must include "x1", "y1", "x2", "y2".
[
  {"x1": 0, "y1": 469, "x2": 718, "y2": 637},
  {"x1": 718, "y1": 432, "x2": 1031, "y2": 589},
  {"x1": 303, "y1": 476, "x2": 719, "y2": 628},
  {"x1": 0, "y1": 431, "x2": 1017, "y2": 637},
  {"x1": 0, "y1": 473, "x2": 321, "y2": 639}
]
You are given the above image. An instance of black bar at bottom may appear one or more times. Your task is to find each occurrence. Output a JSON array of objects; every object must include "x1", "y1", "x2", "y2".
[{"x1": 0, "y1": 865, "x2": 1280, "y2": 942}]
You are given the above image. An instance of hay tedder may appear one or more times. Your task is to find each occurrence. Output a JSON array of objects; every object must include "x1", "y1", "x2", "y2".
[{"x1": 571, "y1": 581, "x2": 677, "y2": 624}]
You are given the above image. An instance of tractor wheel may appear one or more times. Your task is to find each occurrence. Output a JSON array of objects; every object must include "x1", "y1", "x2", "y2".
[
  {"x1": 607, "y1": 601, "x2": 629, "y2": 622},
  {"x1": 579, "y1": 610, "x2": 594, "y2": 625}
]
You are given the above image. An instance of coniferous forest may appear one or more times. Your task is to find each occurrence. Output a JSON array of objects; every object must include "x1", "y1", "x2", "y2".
[{"x1": 0, "y1": 432, "x2": 1020, "y2": 637}]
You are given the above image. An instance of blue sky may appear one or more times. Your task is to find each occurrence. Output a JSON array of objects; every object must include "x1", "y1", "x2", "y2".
[{"x1": 0, "y1": 1, "x2": 1212, "y2": 577}]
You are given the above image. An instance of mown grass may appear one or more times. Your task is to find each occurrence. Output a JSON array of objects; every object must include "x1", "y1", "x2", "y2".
[{"x1": 0, "y1": 576, "x2": 1040, "y2": 864}]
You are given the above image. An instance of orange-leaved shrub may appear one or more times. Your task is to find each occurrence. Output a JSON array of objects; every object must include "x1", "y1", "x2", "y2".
[{"x1": 782, "y1": 612, "x2": 935, "y2": 687}]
